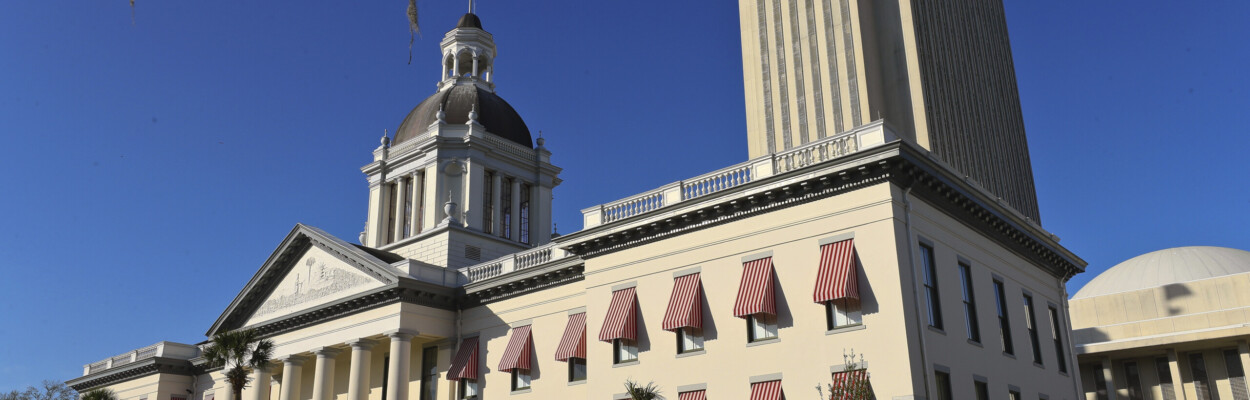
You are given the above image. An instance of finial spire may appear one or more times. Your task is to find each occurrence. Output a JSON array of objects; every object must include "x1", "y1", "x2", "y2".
[{"x1": 469, "y1": 0, "x2": 474, "y2": 13}]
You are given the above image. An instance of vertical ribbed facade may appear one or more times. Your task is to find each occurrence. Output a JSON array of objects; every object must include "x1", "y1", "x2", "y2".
[{"x1": 739, "y1": 0, "x2": 1042, "y2": 222}]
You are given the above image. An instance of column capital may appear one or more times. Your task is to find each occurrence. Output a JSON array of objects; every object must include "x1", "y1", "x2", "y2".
[
  {"x1": 279, "y1": 355, "x2": 307, "y2": 366},
  {"x1": 312, "y1": 347, "x2": 342, "y2": 357},
  {"x1": 347, "y1": 338, "x2": 379, "y2": 350},
  {"x1": 386, "y1": 329, "x2": 418, "y2": 341}
]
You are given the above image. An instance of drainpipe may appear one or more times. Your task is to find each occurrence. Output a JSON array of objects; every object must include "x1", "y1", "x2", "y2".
[{"x1": 902, "y1": 186, "x2": 933, "y2": 400}]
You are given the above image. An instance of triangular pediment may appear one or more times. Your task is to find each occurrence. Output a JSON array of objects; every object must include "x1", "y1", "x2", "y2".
[{"x1": 207, "y1": 224, "x2": 404, "y2": 336}]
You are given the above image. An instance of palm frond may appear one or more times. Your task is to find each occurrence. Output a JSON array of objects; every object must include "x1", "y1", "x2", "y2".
[
  {"x1": 81, "y1": 389, "x2": 117, "y2": 400},
  {"x1": 406, "y1": 0, "x2": 420, "y2": 64}
]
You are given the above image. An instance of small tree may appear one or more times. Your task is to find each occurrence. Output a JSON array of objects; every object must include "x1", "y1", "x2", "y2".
[
  {"x1": 623, "y1": 379, "x2": 665, "y2": 400},
  {"x1": 818, "y1": 349, "x2": 872, "y2": 400},
  {"x1": 203, "y1": 329, "x2": 275, "y2": 400},
  {"x1": 80, "y1": 389, "x2": 117, "y2": 400}
]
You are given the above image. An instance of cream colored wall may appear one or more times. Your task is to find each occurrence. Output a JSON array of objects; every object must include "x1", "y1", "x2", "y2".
[
  {"x1": 1078, "y1": 349, "x2": 1249, "y2": 400},
  {"x1": 97, "y1": 373, "x2": 193, "y2": 400},
  {"x1": 1070, "y1": 272, "x2": 1250, "y2": 351},
  {"x1": 905, "y1": 187, "x2": 1079, "y2": 400}
]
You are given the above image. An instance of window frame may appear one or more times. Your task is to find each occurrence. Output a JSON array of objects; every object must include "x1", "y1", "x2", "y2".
[
  {"x1": 1023, "y1": 293, "x2": 1042, "y2": 365},
  {"x1": 567, "y1": 357, "x2": 587, "y2": 382},
  {"x1": 510, "y1": 369, "x2": 531, "y2": 391},
  {"x1": 482, "y1": 170, "x2": 494, "y2": 234},
  {"x1": 933, "y1": 370, "x2": 952, "y2": 400},
  {"x1": 1047, "y1": 305, "x2": 1067, "y2": 373},
  {"x1": 677, "y1": 327, "x2": 704, "y2": 354},
  {"x1": 747, "y1": 313, "x2": 779, "y2": 342},
  {"x1": 458, "y1": 379, "x2": 478, "y2": 400},
  {"x1": 825, "y1": 298, "x2": 863, "y2": 331},
  {"x1": 958, "y1": 262, "x2": 981, "y2": 343},
  {"x1": 920, "y1": 243, "x2": 943, "y2": 329},
  {"x1": 993, "y1": 279, "x2": 1014, "y2": 355},
  {"x1": 613, "y1": 338, "x2": 638, "y2": 364}
]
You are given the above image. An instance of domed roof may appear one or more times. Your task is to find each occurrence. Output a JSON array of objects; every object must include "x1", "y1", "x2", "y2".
[
  {"x1": 456, "y1": 13, "x2": 483, "y2": 29},
  {"x1": 1073, "y1": 246, "x2": 1250, "y2": 299},
  {"x1": 393, "y1": 83, "x2": 533, "y2": 147}
]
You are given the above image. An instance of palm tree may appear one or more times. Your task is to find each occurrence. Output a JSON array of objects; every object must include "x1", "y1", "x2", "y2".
[
  {"x1": 623, "y1": 379, "x2": 665, "y2": 400},
  {"x1": 203, "y1": 329, "x2": 275, "y2": 400},
  {"x1": 81, "y1": 389, "x2": 117, "y2": 400}
]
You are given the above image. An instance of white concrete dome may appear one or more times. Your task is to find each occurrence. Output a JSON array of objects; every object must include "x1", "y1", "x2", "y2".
[{"x1": 1073, "y1": 246, "x2": 1250, "y2": 299}]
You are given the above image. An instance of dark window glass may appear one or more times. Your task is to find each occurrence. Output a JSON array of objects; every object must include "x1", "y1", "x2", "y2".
[
  {"x1": 1190, "y1": 352, "x2": 1217, "y2": 400},
  {"x1": 501, "y1": 178, "x2": 513, "y2": 239},
  {"x1": 1009, "y1": 390, "x2": 1021, "y2": 400},
  {"x1": 381, "y1": 355, "x2": 390, "y2": 400},
  {"x1": 920, "y1": 244, "x2": 942, "y2": 329},
  {"x1": 1124, "y1": 362, "x2": 1143, "y2": 400},
  {"x1": 1156, "y1": 357, "x2": 1177, "y2": 400},
  {"x1": 402, "y1": 177, "x2": 412, "y2": 238},
  {"x1": 519, "y1": 184, "x2": 531, "y2": 244},
  {"x1": 994, "y1": 280, "x2": 1014, "y2": 354},
  {"x1": 974, "y1": 381, "x2": 989, "y2": 400},
  {"x1": 934, "y1": 371, "x2": 952, "y2": 400},
  {"x1": 420, "y1": 347, "x2": 437, "y2": 400},
  {"x1": 1023, "y1": 294, "x2": 1042, "y2": 364},
  {"x1": 959, "y1": 262, "x2": 981, "y2": 342},
  {"x1": 568, "y1": 357, "x2": 587, "y2": 382},
  {"x1": 1092, "y1": 366, "x2": 1108, "y2": 400},
  {"x1": 482, "y1": 171, "x2": 494, "y2": 234},
  {"x1": 1224, "y1": 349, "x2": 1249, "y2": 400},
  {"x1": 386, "y1": 183, "x2": 399, "y2": 243},
  {"x1": 1048, "y1": 306, "x2": 1067, "y2": 373}
]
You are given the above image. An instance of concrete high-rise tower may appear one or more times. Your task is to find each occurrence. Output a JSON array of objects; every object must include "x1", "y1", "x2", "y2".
[{"x1": 739, "y1": 0, "x2": 1041, "y2": 221}]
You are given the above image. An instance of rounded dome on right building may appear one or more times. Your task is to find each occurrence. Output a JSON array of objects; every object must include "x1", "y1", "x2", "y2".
[{"x1": 1070, "y1": 246, "x2": 1250, "y2": 399}]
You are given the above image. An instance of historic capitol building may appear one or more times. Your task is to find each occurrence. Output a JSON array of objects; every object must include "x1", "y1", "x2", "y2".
[{"x1": 64, "y1": 1, "x2": 1250, "y2": 400}]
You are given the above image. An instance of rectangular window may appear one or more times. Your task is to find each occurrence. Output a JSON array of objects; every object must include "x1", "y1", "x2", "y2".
[
  {"x1": 934, "y1": 371, "x2": 952, "y2": 400},
  {"x1": 974, "y1": 380, "x2": 989, "y2": 400},
  {"x1": 402, "y1": 177, "x2": 412, "y2": 238},
  {"x1": 1124, "y1": 362, "x2": 1143, "y2": 400},
  {"x1": 959, "y1": 262, "x2": 981, "y2": 342},
  {"x1": 420, "y1": 347, "x2": 438, "y2": 400},
  {"x1": 1189, "y1": 353, "x2": 1216, "y2": 400},
  {"x1": 519, "y1": 183, "x2": 531, "y2": 244},
  {"x1": 825, "y1": 298, "x2": 863, "y2": 330},
  {"x1": 386, "y1": 182, "x2": 399, "y2": 243},
  {"x1": 501, "y1": 178, "x2": 513, "y2": 239},
  {"x1": 414, "y1": 172, "x2": 425, "y2": 234},
  {"x1": 1048, "y1": 306, "x2": 1067, "y2": 373},
  {"x1": 381, "y1": 355, "x2": 390, "y2": 400},
  {"x1": 458, "y1": 379, "x2": 478, "y2": 400},
  {"x1": 1224, "y1": 349, "x2": 1249, "y2": 400},
  {"x1": 920, "y1": 244, "x2": 943, "y2": 329},
  {"x1": 511, "y1": 369, "x2": 531, "y2": 391},
  {"x1": 1009, "y1": 390, "x2": 1021, "y2": 400},
  {"x1": 1092, "y1": 366, "x2": 1108, "y2": 400},
  {"x1": 1023, "y1": 294, "x2": 1042, "y2": 364},
  {"x1": 677, "y1": 327, "x2": 704, "y2": 353},
  {"x1": 1156, "y1": 357, "x2": 1177, "y2": 400},
  {"x1": 613, "y1": 339, "x2": 638, "y2": 364},
  {"x1": 482, "y1": 171, "x2": 494, "y2": 234},
  {"x1": 747, "y1": 313, "x2": 778, "y2": 342},
  {"x1": 568, "y1": 357, "x2": 587, "y2": 382},
  {"x1": 994, "y1": 280, "x2": 1014, "y2": 355}
]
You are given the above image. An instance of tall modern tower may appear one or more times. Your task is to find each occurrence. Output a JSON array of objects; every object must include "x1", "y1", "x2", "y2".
[{"x1": 739, "y1": 0, "x2": 1041, "y2": 221}]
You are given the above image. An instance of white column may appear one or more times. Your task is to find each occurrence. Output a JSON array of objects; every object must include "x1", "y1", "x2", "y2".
[
  {"x1": 386, "y1": 332, "x2": 414, "y2": 400},
  {"x1": 392, "y1": 180, "x2": 407, "y2": 241},
  {"x1": 249, "y1": 365, "x2": 272, "y2": 400},
  {"x1": 471, "y1": 55, "x2": 479, "y2": 78},
  {"x1": 1166, "y1": 349, "x2": 1185, "y2": 400},
  {"x1": 409, "y1": 173, "x2": 423, "y2": 235},
  {"x1": 312, "y1": 348, "x2": 340, "y2": 400},
  {"x1": 491, "y1": 174, "x2": 503, "y2": 236},
  {"x1": 1240, "y1": 341, "x2": 1250, "y2": 388},
  {"x1": 346, "y1": 339, "x2": 376, "y2": 400},
  {"x1": 278, "y1": 356, "x2": 305, "y2": 400},
  {"x1": 509, "y1": 178, "x2": 522, "y2": 241},
  {"x1": 452, "y1": 55, "x2": 460, "y2": 77},
  {"x1": 1100, "y1": 358, "x2": 1116, "y2": 400}
]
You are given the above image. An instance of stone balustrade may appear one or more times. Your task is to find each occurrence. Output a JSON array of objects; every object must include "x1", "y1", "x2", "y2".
[
  {"x1": 582, "y1": 121, "x2": 896, "y2": 229},
  {"x1": 82, "y1": 341, "x2": 200, "y2": 376},
  {"x1": 459, "y1": 242, "x2": 571, "y2": 284}
]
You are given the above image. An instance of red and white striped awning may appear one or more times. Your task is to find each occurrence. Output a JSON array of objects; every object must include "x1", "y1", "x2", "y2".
[
  {"x1": 497, "y1": 325, "x2": 533, "y2": 372},
  {"x1": 662, "y1": 273, "x2": 704, "y2": 331},
  {"x1": 734, "y1": 257, "x2": 777, "y2": 318},
  {"x1": 599, "y1": 287, "x2": 638, "y2": 342},
  {"x1": 677, "y1": 390, "x2": 707, "y2": 400},
  {"x1": 814, "y1": 239, "x2": 860, "y2": 303},
  {"x1": 554, "y1": 312, "x2": 587, "y2": 361},
  {"x1": 446, "y1": 336, "x2": 479, "y2": 381},
  {"x1": 750, "y1": 380, "x2": 784, "y2": 400},
  {"x1": 829, "y1": 369, "x2": 869, "y2": 400}
]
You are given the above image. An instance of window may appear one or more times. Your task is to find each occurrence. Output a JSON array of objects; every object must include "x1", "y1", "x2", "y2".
[
  {"x1": 1156, "y1": 357, "x2": 1177, "y2": 400},
  {"x1": 381, "y1": 355, "x2": 390, "y2": 400},
  {"x1": 974, "y1": 380, "x2": 989, "y2": 400},
  {"x1": 747, "y1": 313, "x2": 778, "y2": 342},
  {"x1": 1124, "y1": 362, "x2": 1143, "y2": 400},
  {"x1": 613, "y1": 339, "x2": 638, "y2": 364},
  {"x1": 994, "y1": 280, "x2": 1014, "y2": 355},
  {"x1": 677, "y1": 327, "x2": 704, "y2": 353},
  {"x1": 825, "y1": 298, "x2": 862, "y2": 330},
  {"x1": 402, "y1": 177, "x2": 413, "y2": 238},
  {"x1": 959, "y1": 262, "x2": 981, "y2": 342},
  {"x1": 567, "y1": 357, "x2": 587, "y2": 382},
  {"x1": 458, "y1": 379, "x2": 478, "y2": 400},
  {"x1": 386, "y1": 182, "x2": 399, "y2": 243},
  {"x1": 1224, "y1": 349, "x2": 1249, "y2": 400},
  {"x1": 1009, "y1": 389, "x2": 1021, "y2": 400},
  {"x1": 482, "y1": 170, "x2": 494, "y2": 234},
  {"x1": 1023, "y1": 294, "x2": 1042, "y2": 364},
  {"x1": 920, "y1": 244, "x2": 942, "y2": 329},
  {"x1": 1092, "y1": 366, "x2": 1108, "y2": 400},
  {"x1": 1189, "y1": 353, "x2": 1216, "y2": 400},
  {"x1": 1048, "y1": 306, "x2": 1067, "y2": 373},
  {"x1": 501, "y1": 177, "x2": 513, "y2": 239},
  {"x1": 933, "y1": 371, "x2": 952, "y2": 400},
  {"x1": 420, "y1": 347, "x2": 438, "y2": 400},
  {"x1": 511, "y1": 369, "x2": 531, "y2": 391},
  {"x1": 414, "y1": 172, "x2": 425, "y2": 234},
  {"x1": 519, "y1": 183, "x2": 531, "y2": 244}
]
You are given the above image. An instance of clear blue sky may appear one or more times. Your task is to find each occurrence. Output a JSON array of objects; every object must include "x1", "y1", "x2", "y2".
[{"x1": 1, "y1": 0, "x2": 1247, "y2": 390}]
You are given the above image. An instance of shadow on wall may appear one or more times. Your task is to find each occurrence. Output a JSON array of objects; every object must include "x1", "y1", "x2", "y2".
[
  {"x1": 1163, "y1": 283, "x2": 1192, "y2": 317},
  {"x1": 774, "y1": 266, "x2": 795, "y2": 330}
]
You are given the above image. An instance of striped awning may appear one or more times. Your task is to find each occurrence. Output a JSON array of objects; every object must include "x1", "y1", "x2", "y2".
[
  {"x1": 814, "y1": 239, "x2": 860, "y2": 303},
  {"x1": 554, "y1": 312, "x2": 587, "y2": 361},
  {"x1": 830, "y1": 369, "x2": 869, "y2": 399},
  {"x1": 662, "y1": 273, "x2": 704, "y2": 331},
  {"x1": 750, "y1": 380, "x2": 784, "y2": 400},
  {"x1": 498, "y1": 325, "x2": 533, "y2": 372},
  {"x1": 446, "y1": 337, "x2": 479, "y2": 381},
  {"x1": 733, "y1": 257, "x2": 777, "y2": 318},
  {"x1": 598, "y1": 287, "x2": 638, "y2": 342},
  {"x1": 678, "y1": 390, "x2": 707, "y2": 400}
]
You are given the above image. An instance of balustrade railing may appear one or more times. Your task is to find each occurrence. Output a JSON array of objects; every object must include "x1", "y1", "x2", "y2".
[
  {"x1": 682, "y1": 162, "x2": 753, "y2": 200},
  {"x1": 773, "y1": 133, "x2": 858, "y2": 174},
  {"x1": 601, "y1": 189, "x2": 665, "y2": 224},
  {"x1": 459, "y1": 243, "x2": 572, "y2": 285}
]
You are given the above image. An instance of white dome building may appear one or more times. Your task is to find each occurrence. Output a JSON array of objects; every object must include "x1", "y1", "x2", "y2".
[{"x1": 1071, "y1": 246, "x2": 1250, "y2": 400}]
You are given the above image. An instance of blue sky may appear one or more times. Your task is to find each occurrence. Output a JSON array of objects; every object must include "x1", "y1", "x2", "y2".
[{"x1": 1, "y1": 0, "x2": 1247, "y2": 390}]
